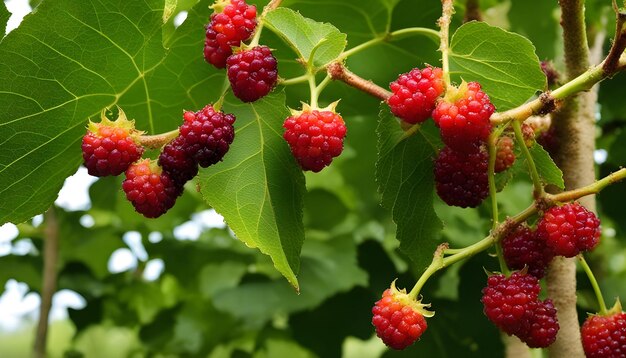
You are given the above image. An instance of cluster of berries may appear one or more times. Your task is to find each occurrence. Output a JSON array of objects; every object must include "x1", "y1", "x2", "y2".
[
  {"x1": 204, "y1": 0, "x2": 278, "y2": 103},
  {"x1": 282, "y1": 103, "x2": 347, "y2": 172},
  {"x1": 502, "y1": 202, "x2": 601, "y2": 278},
  {"x1": 81, "y1": 105, "x2": 235, "y2": 218},
  {"x1": 387, "y1": 66, "x2": 508, "y2": 208},
  {"x1": 370, "y1": 202, "x2": 603, "y2": 351},
  {"x1": 482, "y1": 272, "x2": 559, "y2": 348},
  {"x1": 482, "y1": 202, "x2": 601, "y2": 348}
]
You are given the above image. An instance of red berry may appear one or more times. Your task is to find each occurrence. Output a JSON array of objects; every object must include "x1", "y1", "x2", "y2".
[
  {"x1": 178, "y1": 105, "x2": 236, "y2": 168},
  {"x1": 204, "y1": 23, "x2": 233, "y2": 69},
  {"x1": 283, "y1": 105, "x2": 346, "y2": 172},
  {"x1": 582, "y1": 310, "x2": 626, "y2": 358},
  {"x1": 388, "y1": 66, "x2": 444, "y2": 124},
  {"x1": 81, "y1": 109, "x2": 143, "y2": 177},
  {"x1": 502, "y1": 224, "x2": 554, "y2": 278},
  {"x1": 227, "y1": 45, "x2": 278, "y2": 102},
  {"x1": 434, "y1": 144, "x2": 489, "y2": 208},
  {"x1": 372, "y1": 281, "x2": 431, "y2": 350},
  {"x1": 432, "y1": 82, "x2": 495, "y2": 150},
  {"x1": 518, "y1": 299, "x2": 559, "y2": 348},
  {"x1": 158, "y1": 135, "x2": 199, "y2": 186},
  {"x1": 481, "y1": 272, "x2": 541, "y2": 336},
  {"x1": 122, "y1": 159, "x2": 182, "y2": 218},
  {"x1": 204, "y1": 0, "x2": 257, "y2": 69},
  {"x1": 495, "y1": 136, "x2": 516, "y2": 173},
  {"x1": 536, "y1": 202, "x2": 601, "y2": 258}
]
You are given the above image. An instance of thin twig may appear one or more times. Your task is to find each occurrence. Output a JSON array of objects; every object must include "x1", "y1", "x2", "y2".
[
  {"x1": 327, "y1": 62, "x2": 391, "y2": 101},
  {"x1": 33, "y1": 207, "x2": 60, "y2": 358},
  {"x1": 603, "y1": 3, "x2": 626, "y2": 74}
]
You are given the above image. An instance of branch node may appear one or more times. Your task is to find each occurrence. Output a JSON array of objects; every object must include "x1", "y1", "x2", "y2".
[{"x1": 538, "y1": 92, "x2": 558, "y2": 116}]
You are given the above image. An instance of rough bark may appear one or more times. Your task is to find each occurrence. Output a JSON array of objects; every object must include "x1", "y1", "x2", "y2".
[{"x1": 547, "y1": 1, "x2": 597, "y2": 357}]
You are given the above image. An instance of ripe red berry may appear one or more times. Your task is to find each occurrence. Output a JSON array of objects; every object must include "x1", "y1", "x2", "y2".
[
  {"x1": 387, "y1": 66, "x2": 444, "y2": 124},
  {"x1": 518, "y1": 299, "x2": 559, "y2": 348},
  {"x1": 81, "y1": 109, "x2": 143, "y2": 177},
  {"x1": 495, "y1": 136, "x2": 516, "y2": 173},
  {"x1": 536, "y1": 202, "x2": 601, "y2": 258},
  {"x1": 481, "y1": 272, "x2": 541, "y2": 336},
  {"x1": 227, "y1": 45, "x2": 278, "y2": 102},
  {"x1": 283, "y1": 104, "x2": 347, "y2": 172},
  {"x1": 582, "y1": 309, "x2": 626, "y2": 358},
  {"x1": 204, "y1": 23, "x2": 233, "y2": 69},
  {"x1": 432, "y1": 81, "x2": 495, "y2": 150},
  {"x1": 158, "y1": 135, "x2": 199, "y2": 186},
  {"x1": 371, "y1": 281, "x2": 432, "y2": 350},
  {"x1": 122, "y1": 159, "x2": 182, "y2": 218},
  {"x1": 204, "y1": 0, "x2": 257, "y2": 69},
  {"x1": 178, "y1": 106, "x2": 236, "y2": 168},
  {"x1": 434, "y1": 144, "x2": 489, "y2": 208},
  {"x1": 502, "y1": 224, "x2": 554, "y2": 278}
]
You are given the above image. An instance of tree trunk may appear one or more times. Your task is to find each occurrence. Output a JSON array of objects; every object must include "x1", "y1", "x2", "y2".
[{"x1": 547, "y1": 1, "x2": 596, "y2": 357}]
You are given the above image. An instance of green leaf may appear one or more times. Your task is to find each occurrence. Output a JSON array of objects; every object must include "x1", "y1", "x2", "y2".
[
  {"x1": 283, "y1": 0, "x2": 399, "y2": 39},
  {"x1": 528, "y1": 143, "x2": 564, "y2": 189},
  {"x1": 376, "y1": 109, "x2": 442, "y2": 270},
  {"x1": 198, "y1": 92, "x2": 305, "y2": 289},
  {"x1": 212, "y1": 236, "x2": 367, "y2": 326},
  {"x1": 0, "y1": 1, "x2": 9, "y2": 36},
  {"x1": 0, "y1": 0, "x2": 166, "y2": 224},
  {"x1": 264, "y1": 8, "x2": 347, "y2": 67},
  {"x1": 450, "y1": 21, "x2": 546, "y2": 111}
]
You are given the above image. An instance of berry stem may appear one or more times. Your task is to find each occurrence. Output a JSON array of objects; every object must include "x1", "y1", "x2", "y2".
[
  {"x1": 308, "y1": 72, "x2": 319, "y2": 109},
  {"x1": 513, "y1": 120, "x2": 544, "y2": 198},
  {"x1": 248, "y1": 0, "x2": 283, "y2": 48},
  {"x1": 578, "y1": 254, "x2": 608, "y2": 315},
  {"x1": 279, "y1": 74, "x2": 310, "y2": 86},
  {"x1": 408, "y1": 244, "x2": 447, "y2": 300},
  {"x1": 316, "y1": 74, "x2": 332, "y2": 95},
  {"x1": 439, "y1": 0, "x2": 455, "y2": 89},
  {"x1": 138, "y1": 129, "x2": 180, "y2": 149},
  {"x1": 337, "y1": 27, "x2": 439, "y2": 61},
  {"x1": 495, "y1": 242, "x2": 510, "y2": 276},
  {"x1": 487, "y1": 130, "x2": 511, "y2": 275}
]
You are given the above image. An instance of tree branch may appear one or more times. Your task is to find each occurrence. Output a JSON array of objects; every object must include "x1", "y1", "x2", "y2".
[{"x1": 33, "y1": 207, "x2": 60, "y2": 358}]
